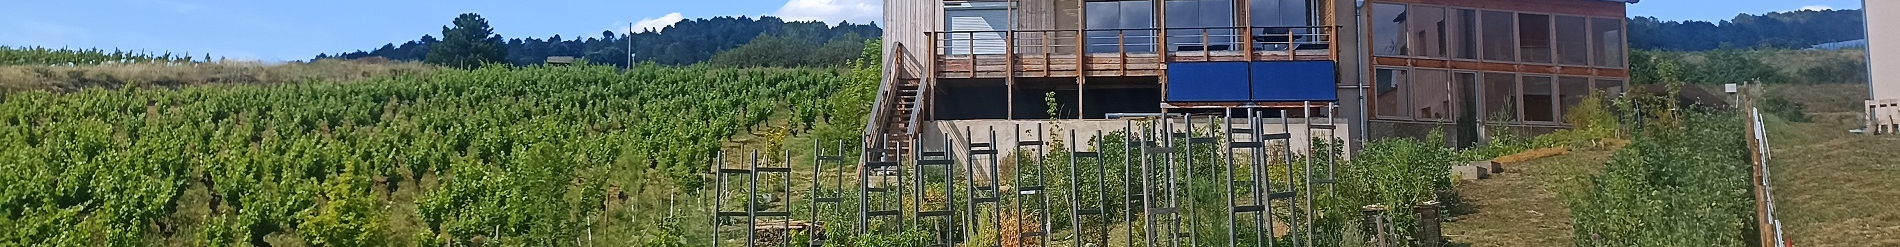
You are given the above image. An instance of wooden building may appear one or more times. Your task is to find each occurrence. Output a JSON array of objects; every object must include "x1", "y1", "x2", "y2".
[{"x1": 872, "y1": 0, "x2": 1634, "y2": 151}]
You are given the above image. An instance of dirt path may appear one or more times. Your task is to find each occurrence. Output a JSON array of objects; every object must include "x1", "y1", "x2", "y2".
[{"x1": 1441, "y1": 149, "x2": 1615, "y2": 247}]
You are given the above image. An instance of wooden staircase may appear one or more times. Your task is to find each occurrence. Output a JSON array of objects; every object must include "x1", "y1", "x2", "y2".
[
  {"x1": 876, "y1": 78, "x2": 925, "y2": 158},
  {"x1": 864, "y1": 44, "x2": 929, "y2": 164}
]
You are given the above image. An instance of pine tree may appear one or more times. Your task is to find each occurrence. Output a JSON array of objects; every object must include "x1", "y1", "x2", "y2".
[{"x1": 425, "y1": 13, "x2": 507, "y2": 68}]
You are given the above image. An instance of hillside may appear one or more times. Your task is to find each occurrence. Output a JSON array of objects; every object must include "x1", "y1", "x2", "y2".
[
  {"x1": 1631, "y1": 9, "x2": 1865, "y2": 51},
  {"x1": 317, "y1": 16, "x2": 882, "y2": 67}
]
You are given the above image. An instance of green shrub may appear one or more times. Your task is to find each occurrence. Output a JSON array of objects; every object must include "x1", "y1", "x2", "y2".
[
  {"x1": 1760, "y1": 93, "x2": 1810, "y2": 122},
  {"x1": 1568, "y1": 110, "x2": 1750, "y2": 246},
  {"x1": 850, "y1": 227, "x2": 932, "y2": 247},
  {"x1": 1341, "y1": 130, "x2": 1457, "y2": 245},
  {"x1": 1799, "y1": 55, "x2": 1868, "y2": 84}
]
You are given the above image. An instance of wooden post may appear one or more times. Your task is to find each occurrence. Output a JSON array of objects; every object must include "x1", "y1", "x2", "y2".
[
  {"x1": 1240, "y1": 0, "x2": 1254, "y2": 61},
  {"x1": 1008, "y1": 0, "x2": 1018, "y2": 120},
  {"x1": 1075, "y1": 0, "x2": 1086, "y2": 119},
  {"x1": 1362, "y1": 204, "x2": 1390, "y2": 247},
  {"x1": 1415, "y1": 201, "x2": 1443, "y2": 247}
]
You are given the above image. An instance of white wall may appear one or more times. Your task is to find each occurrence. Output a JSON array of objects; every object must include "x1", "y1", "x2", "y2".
[{"x1": 1869, "y1": 0, "x2": 1900, "y2": 131}]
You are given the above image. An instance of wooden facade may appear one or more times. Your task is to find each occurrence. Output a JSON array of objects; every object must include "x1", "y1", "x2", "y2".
[
  {"x1": 1362, "y1": 0, "x2": 1630, "y2": 131},
  {"x1": 875, "y1": 0, "x2": 1633, "y2": 147}
]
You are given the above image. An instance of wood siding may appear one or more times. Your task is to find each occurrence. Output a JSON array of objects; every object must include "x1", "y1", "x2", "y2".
[
  {"x1": 885, "y1": 0, "x2": 944, "y2": 80},
  {"x1": 1369, "y1": 0, "x2": 1625, "y2": 18}
]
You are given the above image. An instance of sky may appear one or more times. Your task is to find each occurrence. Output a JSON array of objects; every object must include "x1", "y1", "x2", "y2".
[{"x1": 0, "y1": 0, "x2": 1863, "y2": 62}]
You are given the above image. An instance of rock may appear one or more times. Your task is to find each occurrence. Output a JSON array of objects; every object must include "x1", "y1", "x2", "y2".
[{"x1": 1452, "y1": 165, "x2": 1489, "y2": 180}]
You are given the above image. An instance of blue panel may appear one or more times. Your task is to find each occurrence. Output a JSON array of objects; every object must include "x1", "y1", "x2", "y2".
[
  {"x1": 1166, "y1": 62, "x2": 1252, "y2": 102},
  {"x1": 1250, "y1": 61, "x2": 1338, "y2": 101}
]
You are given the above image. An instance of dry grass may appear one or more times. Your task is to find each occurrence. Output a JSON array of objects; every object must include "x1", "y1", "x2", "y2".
[
  {"x1": 0, "y1": 59, "x2": 436, "y2": 92},
  {"x1": 1441, "y1": 148, "x2": 1617, "y2": 247},
  {"x1": 1491, "y1": 147, "x2": 1570, "y2": 165},
  {"x1": 1764, "y1": 83, "x2": 1870, "y2": 114},
  {"x1": 1760, "y1": 85, "x2": 1900, "y2": 246}
]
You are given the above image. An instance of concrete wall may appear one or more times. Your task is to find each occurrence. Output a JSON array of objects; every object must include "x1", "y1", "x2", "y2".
[
  {"x1": 918, "y1": 119, "x2": 1353, "y2": 181},
  {"x1": 1868, "y1": 0, "x2": 1900, "y2": 132}
]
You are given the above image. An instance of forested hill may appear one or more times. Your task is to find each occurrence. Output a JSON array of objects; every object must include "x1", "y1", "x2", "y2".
[
  {"x1": 315, "y1": 16, "x2": 882, "y2": 67},
  {"x1": 1631, "y1": 9, "x2": 1865, "y2": 51}
]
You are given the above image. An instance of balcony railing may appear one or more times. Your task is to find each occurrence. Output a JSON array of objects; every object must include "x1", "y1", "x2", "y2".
[{"x1": 929, "y1": 26, "x2": 1338, "y2": 78}]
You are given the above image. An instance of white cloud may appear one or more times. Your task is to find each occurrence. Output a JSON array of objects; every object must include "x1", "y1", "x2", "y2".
[
  {"x1": 1799, "y1": 5, "x2": 1833, "y2": 11},
  {"x1": 630, "y1": 13, "x2": 686, "y2": 33},
  {"x1": 772, "y1": 0, "x2": 882, "y2": 24}
]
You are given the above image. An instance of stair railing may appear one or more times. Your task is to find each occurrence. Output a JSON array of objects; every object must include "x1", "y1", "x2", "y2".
[{"x1": 863, "y1": 43, "x2": 908, "y2": 149}]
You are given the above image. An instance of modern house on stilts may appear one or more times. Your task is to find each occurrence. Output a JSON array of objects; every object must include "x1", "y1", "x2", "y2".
[{"x1": 867, "y1": 0, "x2": 1636, "y2": 157}]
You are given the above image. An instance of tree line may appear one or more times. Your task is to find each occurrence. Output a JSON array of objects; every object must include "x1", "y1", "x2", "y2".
[
  {"x1": 316, "y1": 14, "x2": 882, "y2": 68},
  {"x1": 1630, "y1": 9, "x2": 1866, "y2": 51}
]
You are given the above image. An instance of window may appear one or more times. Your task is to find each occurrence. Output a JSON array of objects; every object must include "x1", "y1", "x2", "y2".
[
  {"x1": 1377, "y1": 68, "x2": 1411, "y2": 118},
  {"x1": 1086, "y1": 1, "x2": 1156, "y2": 53},
  {"x1": 1456, "y1": 72, "x2": 1480, "y2": 121},
  {"x1": 1481, "y1": 11, "x2": 1515, "y2": 61},
  {"x1": 1371, "y1": 3, "x2": 1408, "y2": 56},
  {"x1": 1250, "y1": 0, "x2": 1310, "y2": 27},
  {"x1": 1483, "y1": 72, "x2": 1518, "y2": 122},
  {"x1": 944, "y1": 2, "x2": 1012, "y2": 55},
  {"x1": 1250, "y1": 0, "x2": 1311, "y2": 51},
  {"x1": 1555, "y1": 16, "x2": 1590, "y2": 66},
  {"x1": 1452, "y1": 9, "x2": 1479, "y2": 60},
  {"x1": 1592, "y1": 18, "x2": 1626, "y2": 68},
  {"x1": 1412, "y1": 69, "x2": 1452, "y2": 120},
  {"x1": 1410, "y1": 6, "x2": 1448, "y2": 58},
  {"x1": 1522, "y1": 76, "x2": 1556, "y2": 122},
  {"x1": 1518, "y1": 13, "x2": 1553, "y2": 63},
  {"x1": 1167, "y1": 0, "x2": 1237, "y2": 52},
  {"x1": 1558, "y1": 77, "x2": 1592, "y2": 121},
  {"x1": 1594, "y1": 79, "x2": 1626, "y2": 98}
]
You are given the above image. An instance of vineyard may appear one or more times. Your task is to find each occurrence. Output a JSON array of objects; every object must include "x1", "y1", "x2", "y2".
[
  {"x1": 1, "y1": 46, "x2": 199, "y2": 66},
  {"x1": 0, "y1": 57, "x2": 878, "y2": 246}
]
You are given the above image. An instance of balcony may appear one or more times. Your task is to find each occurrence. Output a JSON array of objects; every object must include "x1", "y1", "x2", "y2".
[{"x1": 930, "y1": 26, "x2": 1338, "y2": 79}]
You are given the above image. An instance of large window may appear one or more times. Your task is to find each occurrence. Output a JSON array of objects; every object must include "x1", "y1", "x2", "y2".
[
  {"x1": 1456, "y1": 72, "x2": 1480, "y2": 121},
  {"x1": 1558, "y1": 77, "x2": 1592, "y2": 121},
  {"x1": 1411, "y1": 6, "x2": 1448, "y2": 58},
  {"x1": 1371, "y1": 3, "x2": 1408, "y2": 56},
  {"x1": 1592, "y1": 17, "x2": 1626, "y2": 68},
  {"x1": 1250, "y1": 0, "x2": 1310, "y2": 26},
  {"x1": 1377, "y1": 68, "x2": 1411, "y2": 118},
  {"x1": 1555, "y1": 16, "x2": 1590, "y2": 66},
  {"x1": 1522, "y1": 76, "x2": 1556, "y2": 122},
  {"x1": 1452, "y1": 9, "x2": 1479, "y2": 60},
  {"x1": 1518, "y1": 13, "x2": 1553, "y2": 64},
  {"x1": 944, "y1": 2, "x2": 1012, "y2": 55},
  {"x1": 1413, "y1": 69, "x2": 1452, "y2": 120},
  {"x1": 1168, "y1": 0, "x2": 1237, "y2": 52},
  {"x1": 1086, "y1": 0, "x2": 1156, "y2": 53},
  {"x1": 1595, "y1": 79, "x2": 1626, "y2": 97},
  {"x1": 1483, "y1": 72, "x2": 1518, "y2": 122},
  {"x1": 1481, "y1": 11, "x2": 1515, "y2": 62}
]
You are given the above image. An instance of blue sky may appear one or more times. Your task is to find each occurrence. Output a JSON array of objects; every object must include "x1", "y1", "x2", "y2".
[{"x1": 0, "y1": 0, "x2": 1862, "y2": 61}]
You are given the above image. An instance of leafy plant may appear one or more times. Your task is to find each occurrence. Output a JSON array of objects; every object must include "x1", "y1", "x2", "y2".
[{"x1": 1340, "y1": 130, "x2": 1457, "y2": 245}]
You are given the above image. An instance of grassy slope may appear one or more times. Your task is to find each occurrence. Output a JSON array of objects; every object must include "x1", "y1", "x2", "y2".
[
  {"x1": 1762, "y1": 85, "x2": 1900, "y2": 246},
  {"x1": 1441, "y1": 149, "x2": 1615, "y2": 247}
]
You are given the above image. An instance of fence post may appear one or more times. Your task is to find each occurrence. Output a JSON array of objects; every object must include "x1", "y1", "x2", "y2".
[
  {"x1": 1415, "y1": 201, "x2": 1443, "y2": 247},
  {"x1": 1362, "y1": 205, "x2": 1389, "y2": 247}
]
